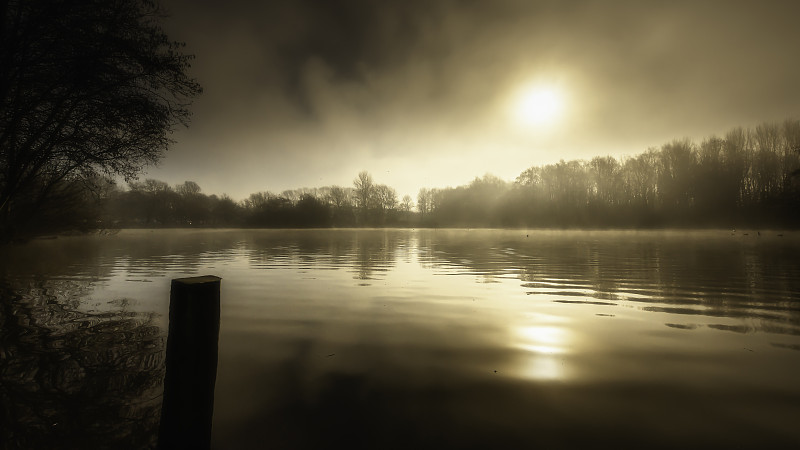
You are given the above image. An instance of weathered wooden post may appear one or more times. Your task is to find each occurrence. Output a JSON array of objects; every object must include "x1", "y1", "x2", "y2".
[{"x1": 158, "y1": 276, "x2": 221, "y2": 450}]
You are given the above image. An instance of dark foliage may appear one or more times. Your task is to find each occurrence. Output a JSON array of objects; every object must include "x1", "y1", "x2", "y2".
[{"x1": 0, "y1": 0, "x2": 201, "y2": 242}]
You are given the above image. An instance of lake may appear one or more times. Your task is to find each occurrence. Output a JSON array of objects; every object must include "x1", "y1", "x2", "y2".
[{"x1": 1, "y1": 229, "x2": 799, "y2": 449}]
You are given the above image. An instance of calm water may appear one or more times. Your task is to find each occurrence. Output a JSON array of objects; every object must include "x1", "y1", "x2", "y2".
[{"x1": 1, "y1": 229, "x2": 799, "y2": 449}]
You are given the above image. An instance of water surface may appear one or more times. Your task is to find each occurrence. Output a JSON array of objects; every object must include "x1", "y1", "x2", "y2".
[{"x1": 2, "y1": 229, "x2": 799, "y2": 449}]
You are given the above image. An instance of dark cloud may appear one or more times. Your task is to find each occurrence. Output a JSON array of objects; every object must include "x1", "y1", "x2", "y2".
[{"x1": 153, "y1": 0, "x2": 800, "y2": 200}]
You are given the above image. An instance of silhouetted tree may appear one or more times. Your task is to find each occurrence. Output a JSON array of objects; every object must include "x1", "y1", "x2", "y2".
[
  {"x1": 589, "y1": 156, "x2": 621, "y2": 207},
  {"x1": 175, "y1": 181, "x2": 201, "y2": 197},
  {"x1": 174, "y1": 181, "x2": 208, "y2": 225},
  {"x1": 621, "y1": 150, "x2": 658, "y2": 211},
  {"x1": 0, "y1": 0, "x2": 201, "y2": 242},
  {"x1": 296, "y1": 194, "x2": 331, "y2": 227},
  {"x1": 325, "y1": 185, "x2": 355, "y2": 226},
  {"x1": 373, "y1": 184, "x2": 398, "y2": 225},
  {"x1": 327, "y1": 186, "x2": 350, "y2": 209},
  {"x1": 127, "y1": 179, "x2": 176, "y2": 225},
  {"x1": 208, "y1": 194, "x2": 241, "y2": 226},
  {"x1": 399, "y1": 194, "x2": 414, "y2": 223},
  {"x1": 417, "y1": 188, "x2": 432, "y2": 222},
  {"x1": 353, "y1": 171, "x2": 374, "y2": 225}
]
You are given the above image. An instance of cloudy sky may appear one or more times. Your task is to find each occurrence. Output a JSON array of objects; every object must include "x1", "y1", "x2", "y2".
[{"x1": 148, "y1": 0, "x2": 800, "y2": 201}]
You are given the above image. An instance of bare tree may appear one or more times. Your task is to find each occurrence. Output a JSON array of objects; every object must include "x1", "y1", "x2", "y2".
[
  {"x1": 353, "y1": 171, "x2": 374, "y2": 215},
  {"x1": 374, "y1": 184, "x2": 398, "y2": 211},
  {"x1": 400, "y1": 195, "x2": 413, "y2": 213},
  {"x1": 589, "y1": 156, "x2": 621, "y2": 206},
  {"x1": 175, "y1": 181, "x2": 202, "y2": 197},
  {"x1": 327, "y1": 186, "x2": 351, "y2": 209},
  {"x1": 417, "y1": 188, "x2": 431, "y2": 219}
]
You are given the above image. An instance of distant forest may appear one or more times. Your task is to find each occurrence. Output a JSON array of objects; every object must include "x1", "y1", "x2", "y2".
[{"x1": 48, "y1": 119, "x2": 800, "y2": 232}]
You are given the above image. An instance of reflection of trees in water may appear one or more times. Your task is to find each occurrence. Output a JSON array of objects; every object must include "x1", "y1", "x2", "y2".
[
  {"x1": 247, "y1": 230, "x2": 355, "y2": 269},
  {"x1": 352, "y1": 231, "x2": 399, "y2": 281},
  {"x1": 244, "y1": 230, "x2": 403, "y2": 282},
  {"x1": 420, "y1": 231, "x2": 800, "y2": 335},
  {"x1": 1, "y1": 280, "x2": 165, "y2": 449}
]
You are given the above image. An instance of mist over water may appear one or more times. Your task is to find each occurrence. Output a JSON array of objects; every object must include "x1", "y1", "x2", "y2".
[{"x1": 2, "y1": 229, "x2": 799, "y2": 448}]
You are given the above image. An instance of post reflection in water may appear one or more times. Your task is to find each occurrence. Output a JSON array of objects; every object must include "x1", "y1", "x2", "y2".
[{"x1": 1, "y1": 229, "x2": 799, "y2": 448}]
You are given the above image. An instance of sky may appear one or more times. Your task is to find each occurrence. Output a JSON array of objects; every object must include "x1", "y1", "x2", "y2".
[{"x1": 146, "y1": 0, "x2": 800, "y2": 201}]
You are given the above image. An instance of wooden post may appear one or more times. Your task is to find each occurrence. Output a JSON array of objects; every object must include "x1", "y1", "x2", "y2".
[{"x1": 158, "y1": 276, "x2": 221, "y2": 450}]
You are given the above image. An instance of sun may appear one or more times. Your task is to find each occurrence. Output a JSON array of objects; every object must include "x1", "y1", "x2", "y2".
[{"x1": 513, "y1": 85, "x2": 565, "y2": 127}]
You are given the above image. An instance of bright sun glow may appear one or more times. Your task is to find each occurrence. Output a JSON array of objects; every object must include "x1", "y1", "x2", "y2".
[{"x1": 513, "y1": 85, "x2": 565, "y2": 127}]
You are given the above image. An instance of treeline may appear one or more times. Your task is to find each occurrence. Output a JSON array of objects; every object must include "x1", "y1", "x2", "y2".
[
  {"x1": 423, "y1": 119, "x2": 800, "y2": 228},
  {"x1": 93, "y1": 172, "x2": 415, "y2": 228},
  {"x1": 45, "y1": 119, "x2": 800, "y2": 232}
]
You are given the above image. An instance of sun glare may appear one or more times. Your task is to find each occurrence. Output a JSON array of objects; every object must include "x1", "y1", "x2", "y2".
[{"x1": 513, "y1": 85, "x2": 565, "y2": 127}]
